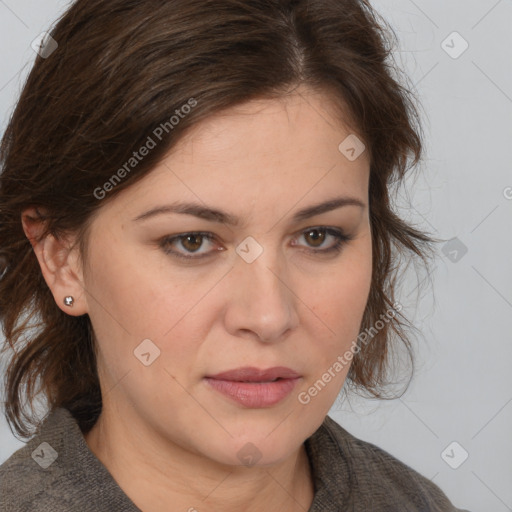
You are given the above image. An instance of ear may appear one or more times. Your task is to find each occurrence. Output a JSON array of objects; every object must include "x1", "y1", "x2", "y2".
[{"x1": 21, "y1": 207, "x2": 88, "y2": 316}]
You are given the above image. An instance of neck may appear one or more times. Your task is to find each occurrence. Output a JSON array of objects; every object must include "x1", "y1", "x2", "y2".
[{"x1": 84, "y1": 405, "x2": 315, "y2": 512}]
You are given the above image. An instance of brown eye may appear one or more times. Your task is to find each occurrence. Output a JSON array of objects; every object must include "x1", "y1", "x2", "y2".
[
  {"x1": 292, "y1": 226, "x2": 352, "y2": 255},
  {"x1": 180, "y1": 234, "x2": 204, "y2": 252},
  {"x1": 304, "y1": 228, "x2": 326, "y2": 247},
  {"x1": 160, "y1": 232, "x2": 219, "y2": 260}
]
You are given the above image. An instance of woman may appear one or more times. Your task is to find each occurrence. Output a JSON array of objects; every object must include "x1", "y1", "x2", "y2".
[{"x1": 0, "y1": 0, "x2": 469, "y2": 510}]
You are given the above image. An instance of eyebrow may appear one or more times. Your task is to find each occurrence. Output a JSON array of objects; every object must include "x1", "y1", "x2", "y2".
[{"x1": 132, "y1": 196, "x2": 365, "y2": 226}]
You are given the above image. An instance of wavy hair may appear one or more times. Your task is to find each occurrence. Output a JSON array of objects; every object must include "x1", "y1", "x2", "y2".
[{"x1": 0, "y1": 0, "x2": 438, "y2": 438}]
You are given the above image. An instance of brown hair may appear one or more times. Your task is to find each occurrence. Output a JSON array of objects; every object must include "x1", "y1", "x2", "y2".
[{"x1": 0, "y1": 0, "x2": 438, "y2": 439}]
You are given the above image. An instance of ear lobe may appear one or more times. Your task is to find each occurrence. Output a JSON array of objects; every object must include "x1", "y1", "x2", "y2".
[{"x1": 21, "y1": 207, "x2": 88, "y2": 316}]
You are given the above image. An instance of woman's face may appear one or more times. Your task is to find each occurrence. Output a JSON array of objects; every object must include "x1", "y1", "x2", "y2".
[{"x1": 80, "y1": 88, "x2": 372, "y2": 466}]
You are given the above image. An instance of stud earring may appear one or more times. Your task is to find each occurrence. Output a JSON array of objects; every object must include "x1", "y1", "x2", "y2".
[{"x1": 63, "y1": 296, "x2": 75, "y2": 307}]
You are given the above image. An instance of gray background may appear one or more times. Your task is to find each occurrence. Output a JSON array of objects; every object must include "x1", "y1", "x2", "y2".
[{"x1": 1, "y1": 1, "x2": 511, "y2": 511}]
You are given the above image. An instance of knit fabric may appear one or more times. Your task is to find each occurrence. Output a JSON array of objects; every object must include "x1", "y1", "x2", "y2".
[{"x1": 0, "y1": 408, "x2": 470, "y2": 511}]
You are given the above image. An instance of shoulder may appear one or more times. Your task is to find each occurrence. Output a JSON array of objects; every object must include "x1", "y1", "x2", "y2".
[
  {"x1": 0, "y1": 408, "x2": 140, "y2": 512},
  {"x1": 0, "y1": 407, "x2": 140, "y2": 512},
  {"x1": 308, "y1": 415, "x2": 470, "y2": 512},
  {"x1": 0, "y1": 409, "x2": 77, "y2": 511}
]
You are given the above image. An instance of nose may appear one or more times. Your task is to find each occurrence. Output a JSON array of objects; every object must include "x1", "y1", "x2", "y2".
[{"x1": 223, "y1": 244, "x2": 299, "y2": 343}]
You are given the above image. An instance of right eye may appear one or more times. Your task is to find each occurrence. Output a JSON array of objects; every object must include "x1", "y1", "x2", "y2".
[{"x1": 159, "y1": 232, "x2": 223, "y2": 260}]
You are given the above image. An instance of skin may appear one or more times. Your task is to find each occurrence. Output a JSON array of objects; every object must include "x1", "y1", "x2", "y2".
[{"x1": 22, "y1": 86, "x2": 372, "y2": 512}]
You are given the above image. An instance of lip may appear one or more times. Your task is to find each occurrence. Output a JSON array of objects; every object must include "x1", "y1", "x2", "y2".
[
  {"x1": 204, "y1": 366, "x2": 301, "y2": 408},
  {"x1": 207, "y1": 366, "x2": 301, "y2": 382}
]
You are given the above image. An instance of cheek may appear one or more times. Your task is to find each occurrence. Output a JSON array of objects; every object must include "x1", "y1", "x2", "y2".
[
  {"x1": 84, "y1": 236, "x2": 193, "y2": 337},
  {"x1": 296, "y1": 251, "x2": 371, "y2": 410},
  {"x1": 311, "y1": 245, "x2": 371, "y2": 332}
]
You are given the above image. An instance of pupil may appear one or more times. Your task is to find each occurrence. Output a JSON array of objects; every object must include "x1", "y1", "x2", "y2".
[
  {"x1": 182, "y1": 234, "x2": 202, "y2": 252},
  {"x1": 307, "y1": 229, "x2": 325, "y2": 247}
]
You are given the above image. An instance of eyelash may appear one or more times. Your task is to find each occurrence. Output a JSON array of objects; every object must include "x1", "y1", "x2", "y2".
[{"x1": 159, "y1": 227, "x2": 353, "y2": 261}]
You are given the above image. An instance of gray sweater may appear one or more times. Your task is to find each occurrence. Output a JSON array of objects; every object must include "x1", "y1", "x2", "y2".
[{"x1": 0, "y1": 407, "x2": 469, "y2": 511}]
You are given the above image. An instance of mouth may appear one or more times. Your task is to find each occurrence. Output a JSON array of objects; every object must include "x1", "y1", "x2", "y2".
[
  {"x1": 237, "y1": 378, "x2": 282, "y2": 382},
  {"x1": 205, "y1": 366, "x2": 301, "y2": 382},
  {"x1": 204, "y1": 366, "x2": 301, "y2": 408}
]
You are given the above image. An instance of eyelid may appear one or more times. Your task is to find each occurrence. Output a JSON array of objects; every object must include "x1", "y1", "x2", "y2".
[
  {"x1": 159, "y1": 232, "x2": 220, "y2": 260},
  {"x1": 159, "y1": 226, "x2": 352, "y2": 260}
]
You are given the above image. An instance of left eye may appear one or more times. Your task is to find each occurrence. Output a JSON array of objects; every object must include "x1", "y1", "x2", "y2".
[
  {"x1": 160, "y1": 227, "x2": 352, "y2": 260},
  {"x1": 293, "y1": 227, "x2": 349, "y2": 251}
]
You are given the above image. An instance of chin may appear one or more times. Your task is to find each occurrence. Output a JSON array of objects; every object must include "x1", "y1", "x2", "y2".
[{"x1": 203, "y1": 432, "x2": 301, "y2": 469}]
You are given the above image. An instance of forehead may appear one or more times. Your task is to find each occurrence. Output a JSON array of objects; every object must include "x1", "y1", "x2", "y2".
[
  {"x1": 174, "y1": 87, "x2": 363, "y2": 160},
  {"x1": 105, "y1": 88, "x2": 370, "y2": 221}
]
